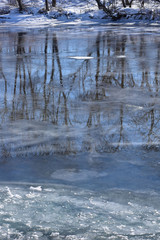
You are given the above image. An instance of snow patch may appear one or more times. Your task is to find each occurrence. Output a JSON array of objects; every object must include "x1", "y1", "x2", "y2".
[
  {"x1": 0, "y1": 0, "x2": 160, "y2": 28},
  {"x1": 116, "y1": 55, "x2": 126, "y2": 58}
]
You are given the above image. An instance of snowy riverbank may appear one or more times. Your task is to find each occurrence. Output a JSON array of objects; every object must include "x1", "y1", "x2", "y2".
[{"x1": 0, "y1": 0, "x2": 160, "y2": 29}]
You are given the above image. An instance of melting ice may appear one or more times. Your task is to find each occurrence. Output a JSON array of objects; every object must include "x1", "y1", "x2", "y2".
[{"x1": 0, "y1": 184, "x2": 160, "y2": 239}]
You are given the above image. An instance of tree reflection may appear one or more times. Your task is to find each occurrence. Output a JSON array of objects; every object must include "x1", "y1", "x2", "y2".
[
  {"x1": 0, "y1": 30, "x2": 160, "y2": 156},
  {"x1": 0, "y1": 45, "x2": 7, "y2": 114}
]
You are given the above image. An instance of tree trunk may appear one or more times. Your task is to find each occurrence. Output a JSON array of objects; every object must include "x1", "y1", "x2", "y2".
[
  {"x1": 126, "y1": 0, "x2": 130, "y2": 6},
  {"x1": 122, "y1": 0, "x2": 126, "y2": 7},
  {"x1": 129, "y1": 0, "x2": 134, "y2": 7},
  {"x1": 141, "y1": 0, "x2": 144, "y2": 7},
  {"x1": 45, "y1": 0, "x2": 49, "y2": 11},
  {"x1": 95, "y1": 0, "x2": 112, "y2": 15},
  {"x1": 95, "y1": 0, "x2": 104, "y2": 9},
  {"x1": 52, "y1": 0, "x2": 56, "y2": 7},
  {"x1": 16, "y1": 0, "x2": 23, "y2": 11}
]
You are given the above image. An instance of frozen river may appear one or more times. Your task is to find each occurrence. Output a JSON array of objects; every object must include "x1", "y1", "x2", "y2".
[{"x1": 0, "y1": 25, "x2": 160, "y2": 239}]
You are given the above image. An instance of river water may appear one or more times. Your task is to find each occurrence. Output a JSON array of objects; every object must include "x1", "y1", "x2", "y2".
[{"x1": 0, "y1": 26, "x2": 160, "y2": 239}]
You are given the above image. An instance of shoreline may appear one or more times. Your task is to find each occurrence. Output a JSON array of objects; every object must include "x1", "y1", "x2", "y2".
[{"x1": 0, "y1": 5, "x2": 160, "y2": 30}]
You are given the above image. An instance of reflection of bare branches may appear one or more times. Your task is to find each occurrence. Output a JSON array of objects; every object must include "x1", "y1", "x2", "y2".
[
  {"x1": 53, "y1": 34, "x2": 63, "y2": 87},
  {"x1": 148, "y1": 109, "x2": 155, "y2": 142},
  {"x1": 102, "y1": 34, "x2": 136, "y2": 88},
  {"x1": 51, "y1": 33, "x2": 70, "y2": 125},
  {"x1": 27, "y1": 65, "x2": 36, "y2": 118},
  {"x1": 95, "y1": 33, "x2": 100, "y2": 100},
  {"x1": 11, "y1": 33, "x2": 29, "y2": 121},
  {"x1": 132, "y1": 104, "x2": 160, "y2": 147},
  {"x1": 1, "y1": 30, "x2": 160, "y2": 156},
  {"x1": 0, "y1": 47, "x2": 7, "y2": 113},
  {"x1": 43, "y1": 32, "x2": 48, "y2": 121},
  {"x1": 141, "y1": 71, "x2": 152, "y2": 92},
  {"x1": 99, "y1": 104, "x2": 128, "y2": 153}
]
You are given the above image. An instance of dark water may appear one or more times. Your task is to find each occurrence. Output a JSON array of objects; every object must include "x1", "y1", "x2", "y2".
[{"x1": 0, "y1": 26, "x2": 160, "y2": 239}]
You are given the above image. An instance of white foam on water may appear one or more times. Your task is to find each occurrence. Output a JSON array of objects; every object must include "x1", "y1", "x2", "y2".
[{"x1": 26, "y1": 192, "x2": 40, "y2": 199}]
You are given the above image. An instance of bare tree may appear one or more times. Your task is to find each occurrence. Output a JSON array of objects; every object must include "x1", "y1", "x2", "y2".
[
  {"x1": 52, "y1": 0, "x2": 56, "y2": 7},
  {"x1": 94, "y1": 0, "x2": 112, "y2": 15},
  {"x1": 16, "y1": 0, "x2": 23, "y2": 11},
  {"x1": 122, "y1": 0, "x2": 134, "y2": 7},
  {"x1": 45, "y1": 0, "x2": 49, "y2": 11},
  {"x1": 95, "y1": 0, "x2": 134, "y2": 10},
  {"x1": 95, "y1": 0, "x2": 104, "y2": 9}
]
